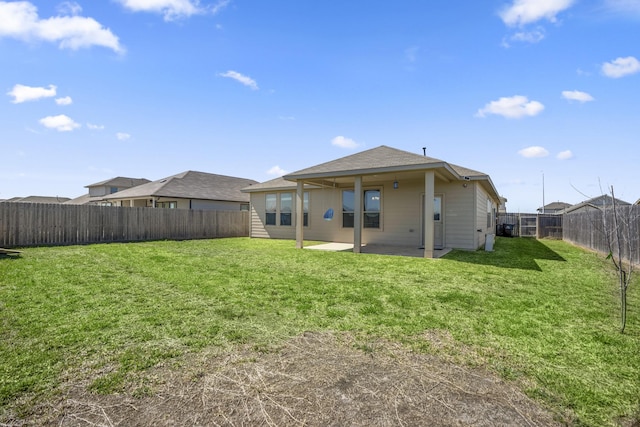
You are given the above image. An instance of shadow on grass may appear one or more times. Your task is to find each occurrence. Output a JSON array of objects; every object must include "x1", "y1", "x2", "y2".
[{"x1": 443, "y1": 237, "x2": 566, "y2": 271}]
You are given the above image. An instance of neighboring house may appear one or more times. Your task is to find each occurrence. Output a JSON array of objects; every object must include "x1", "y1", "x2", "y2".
[
  {"x1": 65, "y1": 176, "x2": 151, "y2": 205},
  {"x1": 3, "y1": 196, "x2": 71, "y2": 204},
  {"x1": 498, "y1": 196, "x2": 508, "y2": 214},
  {"x1": 242, "y1": 145, "x2": 502, "y2": 258},
  {"x1": 562, "y1": 195, "x2": 631, "y2": 214},
  {"x1": 101, "y1": 170, "x2": 258, "y2": 211},
  {"x1": 537, "y1": 202, "x2": 572, "y2": 214}
]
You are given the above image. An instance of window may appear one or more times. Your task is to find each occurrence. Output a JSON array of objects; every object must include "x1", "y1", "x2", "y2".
[
  {"x1": 434, "y1": 197, "x2": 442, "y2": 221},
  {"x1": 157, "y1": 201, "x2": 177, "y2": 209},
  {"x1": 265, "y1": 194, "x2": 276, "y2": 225},
  {"x1": 487, "y1": 199, "x2": 492, "y2": 229},
  {"x1": 342, "y1": 189, "x2": 381, "y2": 228},
  {"x1": 240, "y1": 203, "x2": 249, "y2": 211},
  {"x1": 342, "y1": 190, "x2": 354, "y2": 228},
  {"x1": 110, "y1": 187, "x2": 118, "y2": 194},
  {"x1": 280, "y1": 193, "x2": 292, "y2": 226},
  {"x1": 303, "y1": 192, "x2": 309, "y2": 227},
  {"x1": 363, "y1": 190, "x2": 380, "y2": 228}
]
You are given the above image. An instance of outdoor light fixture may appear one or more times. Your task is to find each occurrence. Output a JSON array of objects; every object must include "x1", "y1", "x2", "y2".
[{"x1": 393, "y1": 179, "x2": 399, "y2": 189}]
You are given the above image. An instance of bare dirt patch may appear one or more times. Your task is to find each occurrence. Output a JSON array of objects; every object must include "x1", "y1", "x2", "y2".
[{"x1": 12, "y1": 332, "x2": 562, "y2": 426}]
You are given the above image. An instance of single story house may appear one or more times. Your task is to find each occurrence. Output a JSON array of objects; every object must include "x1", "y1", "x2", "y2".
[
  {"x1": 561, "y1": 195, "x2": 631, "y2": 215},
  {"x1": 101, "y1": 170, "x2": 258, "y2": 210},
  {"x1": 65, "y1": 176, "x2": 151, "y2": 205},
  {"x1": 537, "y1": 202, "x2": 572, "y2": 214},
  {"x1": 242, "y1": 145, "x2": 502, "y2": 258}
]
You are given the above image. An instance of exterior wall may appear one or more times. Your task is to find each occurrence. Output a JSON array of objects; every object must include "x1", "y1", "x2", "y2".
[
  {"x1": 440, "y1": 181, "x2": 476, "y2": 250},
  {"x1": 473, "y1": 184, "x2": 497, "y2": 249},
  {"x1": 189, "y1": 199, "x2": 246, "y2": 211},
  {"x1": 88, "y1": 186, "x2": 108, "y2": 197},
  {"x1": 249, "y1": 177, "x2": 482, "y2": 250}
]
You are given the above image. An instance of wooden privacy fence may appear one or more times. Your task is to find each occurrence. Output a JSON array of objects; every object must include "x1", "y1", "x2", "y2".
[
  {"x1": 563, "y1": 206, "x2": 640, "y2": 265},
  {"x1": 0, "y1": 202, "x2": 249, "y2": 248},
  {"x1": 497, "y1": 213, "x2": 563, "y2": 238}
]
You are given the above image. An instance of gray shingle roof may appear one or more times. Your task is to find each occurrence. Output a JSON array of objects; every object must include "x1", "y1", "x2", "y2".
[
  {"x1": 284, "y1": 145, "x2": 487, "y2": 179},
  {"x1": 86, "y1": 176, "x2": 151, "y2": 188},
  {"x1": 3, "y1": 196, "x2": 71, "y2": 203},
  {"x1": 102, "y1": 171, "x2": 258, "y2": 202}
]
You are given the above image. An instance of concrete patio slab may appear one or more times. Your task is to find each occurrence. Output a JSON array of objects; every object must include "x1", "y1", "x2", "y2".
[{"x1": 305, "y1": 243, "x2": 452, "y2": 259}]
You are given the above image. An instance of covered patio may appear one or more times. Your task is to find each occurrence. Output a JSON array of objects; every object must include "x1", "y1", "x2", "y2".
[{"x1": 305, "y1": 242, "x2": 452, "y2": 259}]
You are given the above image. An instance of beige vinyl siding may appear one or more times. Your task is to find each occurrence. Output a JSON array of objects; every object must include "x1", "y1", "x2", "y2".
[
  {"x1": 474, "y1": 184, "x2": 496, "y2": 249},
  {"x1": 190, "y1": 199, "x2": 245, "y2": 211},
  {"x1": 368, "y1": 179, "x2": 422, "y2": 246},
  {"x1": 440, "y1": 181, "x2": 476, "y2": 250}
]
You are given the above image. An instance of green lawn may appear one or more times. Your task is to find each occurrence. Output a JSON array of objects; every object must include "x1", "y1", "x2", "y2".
[{"x1": 0, "y1": 237, "x2": 638, "y2": 425}]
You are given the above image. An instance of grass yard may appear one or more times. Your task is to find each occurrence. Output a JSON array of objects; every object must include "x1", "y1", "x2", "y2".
[{"x1": 0, "y1": 237, "x2": 638, "y2": 425}]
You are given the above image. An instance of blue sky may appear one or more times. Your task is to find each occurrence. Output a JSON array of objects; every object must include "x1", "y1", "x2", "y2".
[{"x1": 1, "y1": 0, "x2": 638, "y2": 211}]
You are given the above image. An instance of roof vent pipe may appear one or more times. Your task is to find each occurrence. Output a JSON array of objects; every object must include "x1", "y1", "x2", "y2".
[{"x1": 422, "y1": 147, "x2": 426, "y2": 156}]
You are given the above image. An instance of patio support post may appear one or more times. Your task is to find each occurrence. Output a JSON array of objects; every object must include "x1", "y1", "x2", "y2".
[
  {"x1": 424, "y1": 171, "x2": 435, "y2": 258},
  {"x1": 295, "y1": 180, "x2": 304, "y2": 249},
  {"x1": 353, "y1": 176, "x2": 363, "y2": 253}
]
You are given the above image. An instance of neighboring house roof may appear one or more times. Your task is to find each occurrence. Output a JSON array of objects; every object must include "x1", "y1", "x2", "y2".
[
  {"x1": 102, "y1": 171, "x2": 258, "y2": 202},
  {"x1": 86, "y1": 176, "x2": 151, "y2": 189},
  {"x1": 4, "y1": 196, "x2": 71, "y2": 204},
  {"x1": 64, "y1": 194, "x2": 93, "y2": 205},
  {"x1": 562, "y1": 195, "x2": 631, "y2": 214},
  {"x1": 247, "y1": 145, "x2": 500, "y2": 202},
  {"x1": 537, "y1": 202, "x2": 572, "y2": 212}
]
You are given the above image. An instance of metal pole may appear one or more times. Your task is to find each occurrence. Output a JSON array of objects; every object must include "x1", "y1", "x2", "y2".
[{"x1": 542, "y1": 172, "x2": 545, "y2": 214}]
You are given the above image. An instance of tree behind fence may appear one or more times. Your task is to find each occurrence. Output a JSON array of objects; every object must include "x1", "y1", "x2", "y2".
[
  {"x1": 563, "y1": 206, "x2": 640, "y2": 265},
  {"x1": 0, "y1": 202, "x2": 249, "y2": 247}
]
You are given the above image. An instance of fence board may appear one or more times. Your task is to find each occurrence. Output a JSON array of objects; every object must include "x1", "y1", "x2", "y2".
[
  {"x1": 0, "y1": 203, "x2": 249, "y2": 248},
  {"x1": 563, "y1": 206, "x2": 639, "y2": 265}
]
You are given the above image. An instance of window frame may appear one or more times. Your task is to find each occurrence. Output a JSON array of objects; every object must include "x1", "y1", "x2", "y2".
[
  {"x1": 303, "y1": 191, "x2": 309, "y2": 227},
  {"x1": 157, "y1": 201, "x2": 177, "y2": 209},
  {"x1": 279, "y1": 192, "x2": 293, "y2": 226},
  {"x1": 342, "y1": 188, "x2": 382, "y2": 229},
  {"x1": 265, "y1": 193, "x2": 277, "y2": 226}
]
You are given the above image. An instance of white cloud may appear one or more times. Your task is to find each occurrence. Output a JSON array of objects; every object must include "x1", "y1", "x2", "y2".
[
  {"x1": 475, "y1": 95, "x2": 544, "y2": 119},
  {"x1": 87, "y1": 123, "x2": 105, "y2": 130},
  {"x1": 0, "y1": 1, "x2": 124, "y2": 53},
  {"x1": 518, "y1": 146, "x2": 549, "y2": 158},
  {"x1": 562, "y1": 90, "x2": 594, "y2": 103},
  {"x1": 267, "y1": 165, "x2": 287, "y2": 176},
  {"x1": 39, "y1": 114, "x2": 80, "y2": 131},
  {"x1": 219, "y1": 70, "x2": 259, "y2": 90},
  {"x1": 601, "y1": 56, "x2": 640, "y2": 78},
  {"x1": 557, "y1": 150, "x2": 573, "y2": 160},
  {"x1": 56, "y1": 1, "x2": 82, "y2": 16},
  {"x1": 510, "y1": 28, "x2": 545, "y2": 43},
  {"x1": 331, "y1": 136, "x2": 362, "y2": 149},
  {"x1": 7, "y1": 83, "x2": 56, "y2": 103},
  {"x1": 500, "y1": 0, "x2": 575, "y2": 26},
  {"x1": 116, "y1": 0, "x2": 229, "y2": 21},
  {"x1": 116, "y1": 132, "x2": 131, "y2": 141},
  {"x1": 55, "y1": 96, "x2": 72, "y2": 105}
]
